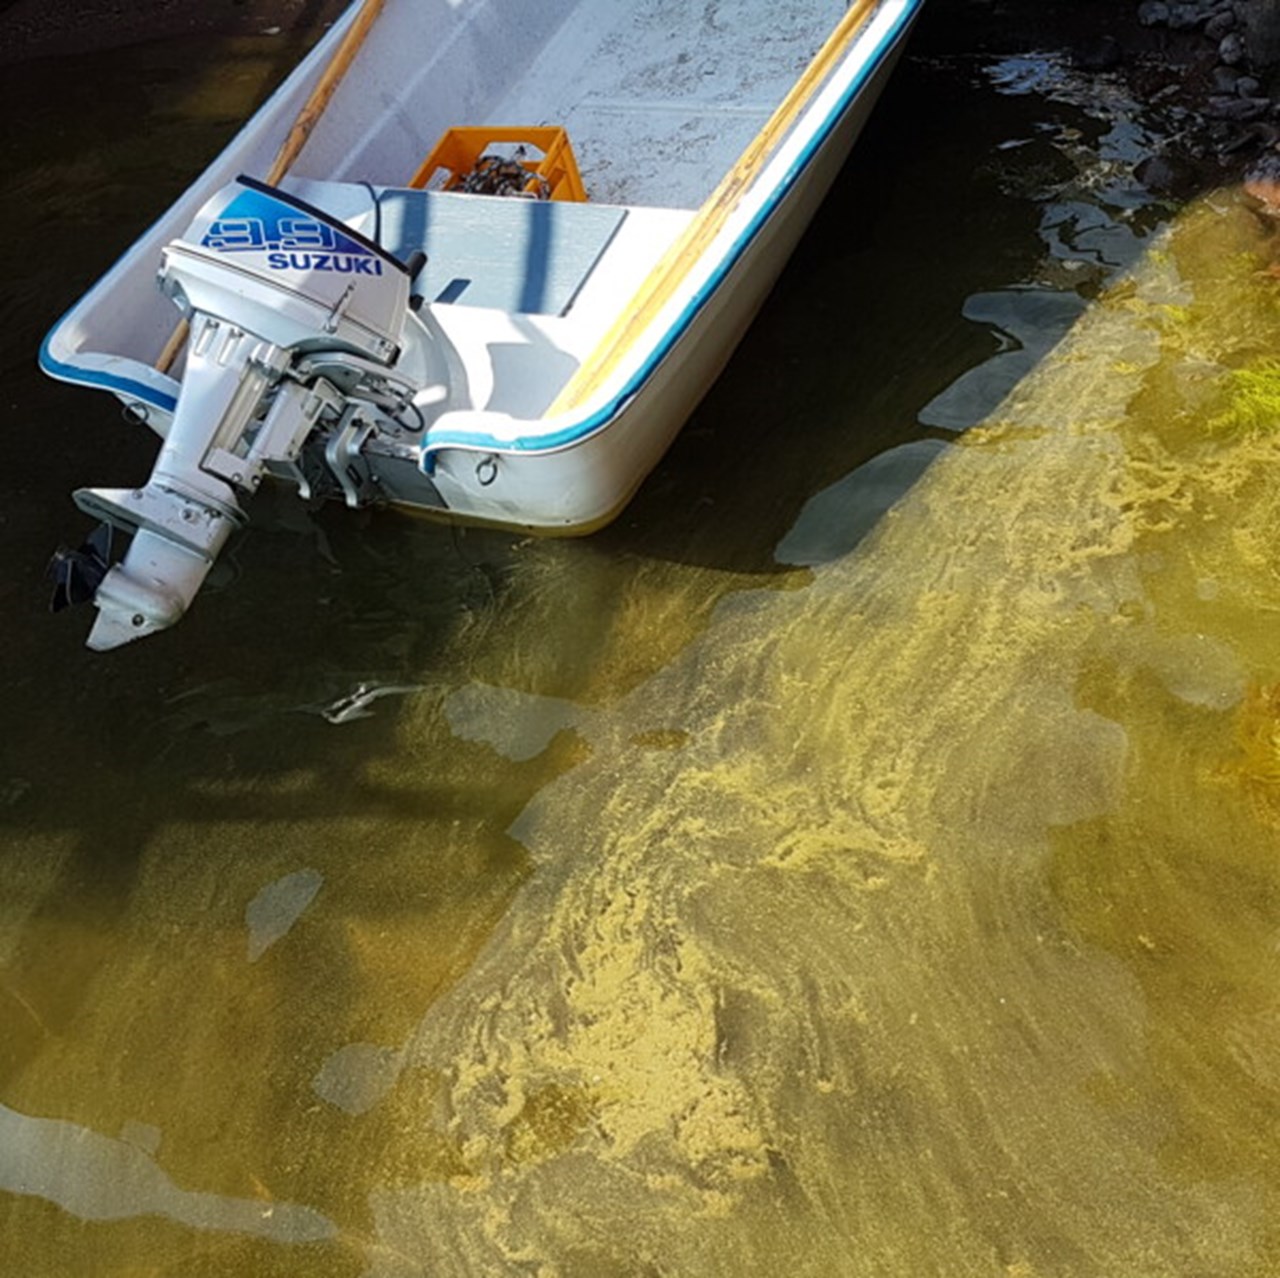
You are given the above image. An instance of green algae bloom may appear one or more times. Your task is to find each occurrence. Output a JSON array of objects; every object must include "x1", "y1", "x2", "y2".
[{"x1": 1211, "y1": 357, "x2": 1280, "y2": 436}]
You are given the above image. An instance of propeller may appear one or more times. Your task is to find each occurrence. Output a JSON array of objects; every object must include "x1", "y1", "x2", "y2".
[{"x1": 47, "y1": 523, "x2": 114, "y2": 613}]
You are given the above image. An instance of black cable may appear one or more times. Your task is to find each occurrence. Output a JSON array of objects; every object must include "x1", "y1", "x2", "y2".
[
  {"x1": 396, "y1": 398, "x2": 427, "y2": 434},
  {"x1": 360, "y1": 181, "x2": 383, "y2": 247}
]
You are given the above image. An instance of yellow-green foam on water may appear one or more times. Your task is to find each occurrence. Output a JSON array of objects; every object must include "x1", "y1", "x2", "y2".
[
  {"x1": 370, "y1": 194, "x2": 1280, "y2": 1276},
  {"x1": 3, "y1": 193, "x2": 1280, "y2": 1277},
  {"x1": 1209, "y1": 356, "x2": 1280, "y2": 437}
]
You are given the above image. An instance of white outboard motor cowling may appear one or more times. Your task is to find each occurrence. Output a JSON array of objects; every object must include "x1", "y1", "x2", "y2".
[{"x1": 71, "y1": 176, "x2": 422, "y2": 651}]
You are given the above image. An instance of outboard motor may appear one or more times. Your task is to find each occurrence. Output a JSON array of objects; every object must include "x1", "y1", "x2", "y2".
[{"x1": 67, "y1": 176, "x2": 437, "y2": 651}]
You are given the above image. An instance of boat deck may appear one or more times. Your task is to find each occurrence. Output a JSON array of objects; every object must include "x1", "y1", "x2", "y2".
[
  {"x1": 488, "y1": 0, "x2": 839, "y2": 207},
  {"x1": 304, "y1": 0, "x2": 841, "y2": 211},
  {"x1": 284, "y1": 176, "x2": 695, "y2": 417},
  {"x1": 287, "y1": 180, "x2": 630, "y2": 317}
]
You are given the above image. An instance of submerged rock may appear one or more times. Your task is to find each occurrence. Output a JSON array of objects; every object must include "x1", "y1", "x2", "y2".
[
  {"x1": 1134, "y1": 151, "x2": 1202, "y2": 196},
  {"x1": 1243, "y1": 148, "x2": 1280, "y2": 207}
]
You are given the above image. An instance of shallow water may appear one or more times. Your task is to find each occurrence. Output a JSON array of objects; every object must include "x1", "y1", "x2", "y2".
[{"x1": 1, "y1": 14, "x2": 1279, "y2": 1278}]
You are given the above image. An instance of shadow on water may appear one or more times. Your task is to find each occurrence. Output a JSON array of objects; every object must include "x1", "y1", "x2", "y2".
[{"x1": 0, "y1": 37, "x2": 556, "y2": 1261}]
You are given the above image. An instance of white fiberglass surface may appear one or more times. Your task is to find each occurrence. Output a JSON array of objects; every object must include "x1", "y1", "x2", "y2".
[
  {"x1": 46, "y1": 0, "x2": 841, "y2": 387},
  {"x1": 423, "y1": 205, "x2": 696, "y2": 418},
  {"x1": 489, "y1": 0, "x2": 839, "y2": 208},
  {"x1": 302, "y1": 0, "x2": 840, "y2": 208}
]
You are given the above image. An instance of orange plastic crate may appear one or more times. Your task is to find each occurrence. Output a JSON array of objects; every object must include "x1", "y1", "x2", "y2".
[{"x1": 408, "y1": 126, "x2": 587, "y2": 202}]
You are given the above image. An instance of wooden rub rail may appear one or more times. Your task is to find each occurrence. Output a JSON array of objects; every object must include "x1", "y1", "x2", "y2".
[{"x1": 547, "y1": 0, "x2": 882, "y2": 416}]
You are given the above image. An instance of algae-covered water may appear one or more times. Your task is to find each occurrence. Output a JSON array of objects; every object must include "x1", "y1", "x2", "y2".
[{"x1": 1, "y1": 13, "x2": 1279, "y2": 1278}]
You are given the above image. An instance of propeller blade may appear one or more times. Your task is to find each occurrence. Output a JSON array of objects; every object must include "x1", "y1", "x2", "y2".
[{"x1": 47, "y1": 523, "x2": 114, "y2": 613}]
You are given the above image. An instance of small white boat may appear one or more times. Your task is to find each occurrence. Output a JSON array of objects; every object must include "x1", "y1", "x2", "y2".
[{"x1": 41, "y1": 0, "x2": 924, "y2": 649}]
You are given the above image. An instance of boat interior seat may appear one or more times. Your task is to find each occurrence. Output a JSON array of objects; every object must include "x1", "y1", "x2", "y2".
[{"x1": 283, "y1": 178, "x2": 628, "y2": 318}]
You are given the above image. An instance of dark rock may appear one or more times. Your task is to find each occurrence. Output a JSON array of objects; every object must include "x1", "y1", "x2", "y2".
[
  {"x1": 1075, "y1": 34, "x2": 1124, "y2": 71},
  {"x1": 1205, "y1": 9, "x2": 1237, "y2": 39},
  {"x1": 1245, "y1": 149, "x2": 1280, "y2": 184},
  {"x1": 1206, "y1": 93, "x2": 1272, "y2": 119},
  {"x1": 1168, "y1": 3, "x2": 1209, "y2": 29},
  {"x1": 1134, "y1": 152, "x2": 1198, "y2": 196},
  {"x1": 1220, "y1": 120, "x2": 1280, "y2": 153},
  {"x1": 1236, "y1": 74, "x2": 1263, "y2": 95},
  {"x1": 1220, "y1": 31, "x2": 1248, "y2": 64},
  {"x1": 1213, "y1": 63, "x2": 1243, "y2": 91},
  {"x1": 1138, "y1": 0, "x2": 1171, "y2": 26},
  {"x1": 1237, "y1": 0, "x2": 1280, "y2": 67}
]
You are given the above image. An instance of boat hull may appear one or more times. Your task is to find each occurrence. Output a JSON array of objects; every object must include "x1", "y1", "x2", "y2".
[
  {"x1": 422, "y1": 18, "x2": 917, "y2": 533},
  {"x1": 40, "y1": 0, "x2": 925, "y2": 541}
]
